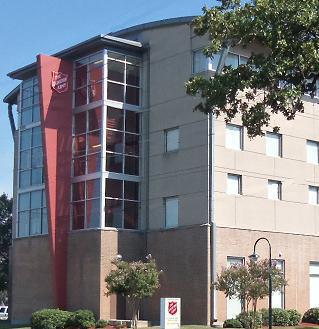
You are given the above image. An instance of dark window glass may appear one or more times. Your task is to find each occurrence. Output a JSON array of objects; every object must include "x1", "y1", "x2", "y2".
[
  {"x1": 74, "y1": 134, "x2": 86, "y2": 156},
  {"x1": 124, "y1": 201, "x2": 138, "y2": 229},
  {"x1": 89, "y1": 62, "x2": 103, "y2": 82},
  {"x1": 107, "y1": 107, "x2": 124, "y2": 131},
  {"x1": 31, "y1": 147, "x2": 43, "y2": 168},
  {"x1": 86, "y1": 179, "x2": 100, "y2": 199},
  {"x1": 108, "y1": 52, "x2": 125, "y2": 62},
  {"x1": 33, "y1": 84, "x2": 39, "y2": 95},
  {"x1": 124, "y1": 181, "x2": 139, "y2": 201},
  {"x1": 126, "y1": 86, "x2": 140, "y2": 106},
  {"x1": 73, "y1": 201, "x2": 85, "y2": 230},
  {"x1": 125, "y1": 111, "x2": 139, "y2": 133},
  {"x1": 126, "y1": 64, "x2": 140, "y2": 86},
  {"x1": 86, "y1": 198, "x2": 100, "y2": 228},
  {"x1": 105, "y1": 179, "x2": 122, "y2": 199},
  {"x1": 20, "y1": 170, "x2": 31, "y2": 188},
  {"x1": 88, "y1": 107, "x2": 102, "y2": 131},
  {"x1": 73, "y1": 181, "x2": 85, "y2": 201},
  {"x1": 108, "y1": 83, "x2": 124, "y2": 103},
  {"x1": 125, "y1": 156, "x2": 139, "y2": 176},
  {"x1": 125, "y1": 133, "x2": 139, "y2": 156},
  {"x1": 87, "y1": 153, "x2": 101, "y2": 173},
  {"x1": 108, "y1": 60, "x2": 125, "y2": 82},
  {"x1": 18, "y1": 211, "x2": 30, "y2": 237},
  {"x1": 21, "y1": 109, "x2": 32, "y2": 126},
  {"x1": 42, "y1": 208, "x2": 48, "y2": 234},
  {"x1": 31, "y1": 168, "x2": 43, "y2": 185},
  {"x1": 20, "y1": 150, "x2": 31, "y2": 170},
  {"x1": 76, "y1": 65, "x2": 87, "y2": 88},
  {"x1": 42, "y1": 190, "x2": 46, "y2": 207},
  {"x1": 88, "y1": 82, "x2": 102, "y2": 103},
  {"x1": 19, "y1": 192, "x2": 30, "y2": 211},
  {"x1": 88, "y1": 130, "x2": 101, "y2": 154},
  {"x1": 106, "y1": 153, "x2": 123, "y2": 173},
  {"x1": 32, "y1": 127, "x2": 42, "y2": 147},
  {"x1": 20, "y1": 129, "x2": 32, "y2": 150},
  {"x1": 105, "y1": 199, "x2": 122, "y2": 228},
  {"x1": 32, "y1": 105, "x2": 40, "y2": 122},
  {"x1": 30, "y1": 209, "x2": 41, "y2": 235},
  {"x1": 74, "y1": 111, "x2": 86, "y2": 135},
  {"x1": 106, "y1": 130, "x2": 123, "y2": 153},
  {"x1": 22, "y1": 79, "x2": 33, "y2": 89},
  {"x1": 75, "y1": 87, "x2": 87, "y2": 107},
  {"x1": 73, "y1": 157, "x2": 86, "y2": 176}
]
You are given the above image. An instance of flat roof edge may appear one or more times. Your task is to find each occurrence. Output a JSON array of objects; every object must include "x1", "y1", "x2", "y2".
[{"x1": 8, "y1": 34, "x2": 143, "y2": 80}]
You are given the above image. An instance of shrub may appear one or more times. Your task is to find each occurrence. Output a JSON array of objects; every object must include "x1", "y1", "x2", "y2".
[
  {"x1": 237, "y1": 311, "x2": 262, "y2": 329},
  {"x1": 302, "y1": 308, "x2": 319, "y2": 324},
  {"x1": 261, "y1": 308, "x2": 301, "y2": 326},
  {"x1": 286, "y1": 309, "x2": 301, "y2": 326},
  {"x1": 223, "y1": 318, "x2": 243, "y2": 328},
  {"x1": 31, "y1": 309, "x2": 72, "y2": 329},
  {"x1": 96, "y1": 319, "x2": 109, "y2": 328},
  {"x1": 67, "y1": 309, "x2": 96, "y2": 329}
]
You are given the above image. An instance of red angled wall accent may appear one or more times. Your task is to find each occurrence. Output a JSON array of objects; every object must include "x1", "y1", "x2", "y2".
[{"x1": 37, "y1": 54, "x2": 73, "y2": 309}]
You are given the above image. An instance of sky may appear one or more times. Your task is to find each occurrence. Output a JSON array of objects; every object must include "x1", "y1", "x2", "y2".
[{"x1": 0, "y1": 0, "x2": 215, "y2": 196}]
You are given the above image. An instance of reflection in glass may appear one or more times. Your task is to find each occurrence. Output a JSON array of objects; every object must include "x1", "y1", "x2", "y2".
[
  {"x1": 86, "y1": 198, "x2": 100, "y2": 228},
  {"x1": 125, "y1": 133, "x2": 139, "y2": 156},
  {"x1": 20, "y1": 170, "x2": 31, "y2": 188},
  {"x1": 30, "y1": 209, "x2": 41, "y2": 235},
  {"x1": 74, "y1": 134, "x2": 86, "y2": 156},
  {"x1": 21, "y1": 110, "x2": 32, "y2": 126},
  {"x1": 20, "y1": 129, "x2": 32, "y2": 150},
  {"x1": 74, "y1": 111, "x2": 86, "y2": 135},
  {"x1": 89, "y1": 107, "x2": 102, "y2": 131},
  {"x1": 105, "y1": 199, "x2": 122, "y2": 228},
  {"x1": 125, "y1": 156, "x2": 139, "y2": 176},
  {"x1": 126, "y1": 64, "x2": 140, "y2": 86},
  {"x1": 108, "y1": 82, "x2": 124, "y2": 103},
  {"x1": 125, "y1": 111, "x2": 139, "y2": 133},
  {"x1": 73, "y1": 201, "x2": 85, "y2": 229},
  {"x1": 19, "y1": 211, "x2": 29, "y2": 237},
  {"x1": 88, "y1": 130, "x2": 101, "y2": 154},
  {"x1": 88, "y1": 82, "x2": 102, "y2": 103},
  {"x1": 126, "y1": 86, "x2": 140, "y2": 106},
  {"x1": 32, "y1": 147, "x2": 43, "y2": 168},
  {"x1": 106, "y1": 153, "x2": 123, "y2": 173},
  {"x1": 32, "y1": 126, "x2": 42, "y2": 147},
  {"x1": 73, "y1": 181, "x2": 85, "y2": 201},
  {"x1": 87, "y1": 153, "x2": 101, "y2": 173},
  {"x1": 20, "y1": 150, "x2": 31, "y2": 170},
  {"x1": 75, "y1": 87, "x2": 87, "y2": 107},
  {"x1": 106, "y1": 130, "x2": 123, "y2": 153},
  {"x1": 86, "y1": 179, "x2": 100, "y2": 199},
  {"x1": 31, "y1": 168, "x2": 43, "y2": 186},
  {"x1": 105, "y1": 179, "x2": 122, "y2": 198},
  {"x1": 76, "y1": 65, "x2": 87, "y2": 88},
  {"x1": 108, "y1": 60, "x2": 125, "y2": 82},
  {"x1": 107, "y1": 107, "x2": 124, "y2": 131},
  {"x1": 31, "y1": 190, "x2": 42, "y2": 209},
  {"x1": 19, "y1": 193, "x2": 30, "y2": 211},
  {"x1": 73, "y1": 157, "x2": 86, "y2": 176},
  {"x1": 124, "y1": 201, "x2": 138, "y2": 229},
  {"x1": 124, "y1": 181, "x2": 139, "y2": 200}
]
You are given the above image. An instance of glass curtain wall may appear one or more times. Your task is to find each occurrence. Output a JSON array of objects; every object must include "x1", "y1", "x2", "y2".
[
  {"x1": 72, "y1": 50, "x2": 141, "y2": 230},
  {"x1": 17, "y1": 76, "x2": 48, "y2": 237}
]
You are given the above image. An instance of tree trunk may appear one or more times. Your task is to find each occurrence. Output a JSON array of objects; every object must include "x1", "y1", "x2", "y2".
[{"x1": 129, "y1": 297, "x2": 140, "y2": 329}]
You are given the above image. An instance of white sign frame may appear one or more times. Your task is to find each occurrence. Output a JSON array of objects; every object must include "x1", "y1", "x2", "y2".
[{"x1": 160, "y1": 298, "x2": 181, "y2": 329}]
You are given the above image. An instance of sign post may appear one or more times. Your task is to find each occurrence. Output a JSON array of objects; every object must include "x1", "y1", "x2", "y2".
[{"x1": 160, "y1": 298, "x2": 181, "y2": 329}]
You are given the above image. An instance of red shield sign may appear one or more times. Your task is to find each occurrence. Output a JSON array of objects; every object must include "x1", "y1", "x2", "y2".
[
  {"x1": 51, "y1": 71, "x2": 69, "y2": 93},
  {"x1": 168, "y1": 301, "x2": 177, "y2": 315}
]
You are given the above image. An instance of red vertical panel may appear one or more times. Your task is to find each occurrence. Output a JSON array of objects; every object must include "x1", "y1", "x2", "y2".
[{"x1": 37, "y1": 54, "x2": 73, "y2": 309}]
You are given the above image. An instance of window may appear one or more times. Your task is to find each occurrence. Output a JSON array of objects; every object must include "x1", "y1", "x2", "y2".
[
  {"x1": 227, "y1": 174, "x2": 242, "y2": 195},
  {"x1": 307, "y1": 140, "x2": 319, "y2": 164},
  {"x1": 309, "y1": 186, "x2": 319, "y2": 205},
  {"x1": 266, "y1": 132, "x2": 282, "y2": 157},
  {"x1": 165, "y1": 197, "x2": 179, "y2": 228},
  {"x1": 193, "y1": 49, "x2": 249, "y2": 74},
  {"x1": 165, "y1": 128, "x2": 179, "y2": 152},
  {"x1": 226, "y1": 124, "x2": 243, "y2": 150},
  {"x1": 268, "y1": 180, "x2": 282, "y2": 200},
  {"x1": 272, "y1": 260, "x2": 285, "y2": 309},
  {"x1": 310, "y1": 262, "x2": 319, "y2": 307}
]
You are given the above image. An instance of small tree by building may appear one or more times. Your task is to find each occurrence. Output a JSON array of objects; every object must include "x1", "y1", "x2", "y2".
[
  {"x1": 105, "y1": 255, "x2": 161, "y2": 327},
  {"x1": 215, "y1": 259, "x2": 287, "y2": 329}
]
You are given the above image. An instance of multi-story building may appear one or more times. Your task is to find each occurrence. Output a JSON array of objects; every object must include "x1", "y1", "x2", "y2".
[{"x1": 4, "y1": 16, "x2": 319, "y2": 325}]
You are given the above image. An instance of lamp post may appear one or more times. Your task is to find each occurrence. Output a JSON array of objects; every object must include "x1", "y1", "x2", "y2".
[{"x1": 248, "y1": 237, "x2": 272, "y2": 329}]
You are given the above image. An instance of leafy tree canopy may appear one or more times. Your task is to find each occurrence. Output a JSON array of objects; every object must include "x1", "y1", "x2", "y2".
[
  {"x1": 0, "y1": 193, "x2": 12, "y2": 296},
  {"x1": 186, "y1": 0, "x2": 319, "y2": 137}
]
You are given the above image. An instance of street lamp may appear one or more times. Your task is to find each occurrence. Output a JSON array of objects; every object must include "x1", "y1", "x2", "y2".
[{"x1": 248, "y1": 237, "x2": 272, "y2": 329}]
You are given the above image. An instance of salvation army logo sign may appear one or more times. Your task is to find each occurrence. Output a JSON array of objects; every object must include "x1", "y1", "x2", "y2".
[
  {"x1": 51, "y1": 71, "x2": 69, "y2": 93},
  {"x1": 168, "y1": 301, "x2": 177, "y2": 315}
]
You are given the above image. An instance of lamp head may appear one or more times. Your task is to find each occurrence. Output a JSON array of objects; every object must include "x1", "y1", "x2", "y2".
[
  {"x1": 248, "y1": 253, "x2": 260, "y2": 262},
  {"x1": 115, "y1": 254, "x2": 122, "y2": 261}
]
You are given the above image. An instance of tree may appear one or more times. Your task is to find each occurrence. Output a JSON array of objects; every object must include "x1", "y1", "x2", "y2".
[
  {"x1": 0, "y1": 193, "x2": 12, "y2": 304},
  {"x1": 186, "y1": 0, "x2": 319, "y2": 137},
  {"x1": 215, "y1": 259, "x2": 287, "y2": 328},
  {"x1": 105, "y1": 255, "x2": 161, "y2": 328}
]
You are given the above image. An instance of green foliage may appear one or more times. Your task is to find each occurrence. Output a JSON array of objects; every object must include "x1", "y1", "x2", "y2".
[
  {"x1": 186, "y1": 0, "x2": 319, "y2": 137},
  {"x1": 105, "y1": 256, "x2": 160, "y2": 324},
  {"x1": 215, "y1": 259, "x2": 286, "y2": 329},
  {"x1": 96, "y1": 319, "x2": 109, "y2": 328},
  {"x1": 0, "y1": 193, "x2": 12, "y2": 297},
  {"x1": 31, "y1": 309, "x2": 72, "y2": 329},
  {"x1": 105, "y1": 258, "x2": 160, "y2": 300},
  {"x1": 302, "y1": 308, "x2": 319, "y2": 324},
  {"x1": 223, "y1": 318, "x2": 243, "y2": 328},
  {"x1": 261, "y1": 308, "x2": 301, "y2": 326},
  {"x1": 237, "y1": 311, "x2": 262, "y2": 329},
  {"x1": 66, "y1": 309, "x2": 96, "y2": 329}
]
